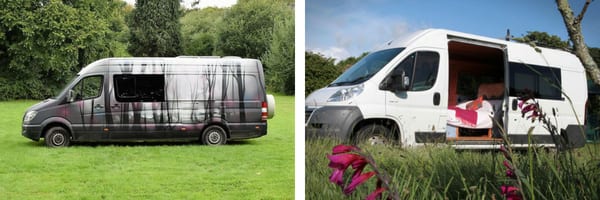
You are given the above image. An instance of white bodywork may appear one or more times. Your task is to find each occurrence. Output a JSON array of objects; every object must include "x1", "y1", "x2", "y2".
[{"x1": 306, "y1": 29, "x2": 587, "y2": 148}]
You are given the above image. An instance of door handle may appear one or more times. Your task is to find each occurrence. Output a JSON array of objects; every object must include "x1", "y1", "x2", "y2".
[
  {"x1": 94, "y1": 104, "x2": 104, "y2": 109},
  {"x1": 433, "y1": 92, "x2": 440, "y2": 106},
  {"x1": 111, "y1": 104, "x2": 121, "y2": 109}
]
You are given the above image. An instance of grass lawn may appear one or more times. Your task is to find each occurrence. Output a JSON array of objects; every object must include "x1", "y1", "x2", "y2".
[
  {"x1": 306, "y1": 138, "x2": 600, "y2": 199},
  {"x1": 0, "y1": 95, "x2": 294, "y2": 199}
]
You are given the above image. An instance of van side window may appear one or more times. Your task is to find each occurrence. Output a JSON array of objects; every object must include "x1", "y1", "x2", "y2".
[
  {"x1": 114, "y1": 75, "x2": 165, "y2": 102},
  {"x1": 411, "y1": 52, "x2": 440, "y2": 91},
  {"x1": 72, "y1": 75, "x2": 103, "y2": 101},
  {"x1": 509, "y1": 63, "x2": 562, "y2": 100},
  {"x1": 389, "y1": 51, "x2": 440, "y2": 91}
]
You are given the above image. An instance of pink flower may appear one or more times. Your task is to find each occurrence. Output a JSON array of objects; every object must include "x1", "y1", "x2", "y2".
[
  {"x1": 328, "y1": 153, "x2": 362, "y2": 169},
  {"x1": 506, "y1": 193, "x2": 523, "y2": 200},
  {"x1": 332, "y1": 144, "x2": 360, "y2": 154},
  {"x1": 500, "y1": 185, "x2": 518, "y2": 193},
  {"x1": 518, "y1": 100, "x2": 525, "y2": 109},
  {"x1": 506, "y1": 169, "x2": 516, "y2": 178},
  {"x1": 329, "y1": 168, "x2": 345, "y2": 186},
  {"x1": 327, "y1": 144, "x2": 391, "y2": 199},
  {"x1": 503, "y1": 160, "x2": 513, "y2": 170},
  {"x1": 344, "y1": 171, "x2": 376, "y2": 194},
  {"x1": 327, "y1": 153, "x2": 363, "y2": 186},
  {"x1": 366, "y1": 187, "x2": 387, "y2": 200},
  {"x1": 500, "y1": 185, "x2": 522, "y2": 200},
  {"x1": 499, "y1": 145, "x2": 512, "y2": 161},
  {"x1": 520, "y1": 103, "x2": 540, "y2": 121}
]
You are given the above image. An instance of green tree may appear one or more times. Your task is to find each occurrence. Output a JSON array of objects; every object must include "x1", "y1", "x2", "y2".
[
  {"x1": 0, "y1": 0, "x2": 128, "y2": 100},
  {"x1": 215, "y1": 0, "x2": 288, "y2": 59},
  {"x1": 128, "y1": 0, "x2": 182, "y2": 57},
  {"x1": 336, "y1": 52, "x2": 369, "y2": 73},
  {"x1": 513, "y1": 31, "x2": 569, "y2": 49},
  {"x1": 556, "y1": 0, "x2": 600, "y2": 86},
  {"x1": 180, "y1": 7, "x2": 225, "y2": 56},
  {"x1": 305, "y1": 52, "x2": 338, "y2": 95},
  {"x1": 262, "y1": 10, "x2": 294, "y2": 94}
]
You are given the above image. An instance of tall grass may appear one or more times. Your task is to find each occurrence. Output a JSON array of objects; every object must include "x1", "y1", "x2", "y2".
[
  {"x1": 0, "y1": 95, "x2": 294, "y2": 199},
  {"x1": 306, "y1": 138, "x2": 600, "y2": 199}
]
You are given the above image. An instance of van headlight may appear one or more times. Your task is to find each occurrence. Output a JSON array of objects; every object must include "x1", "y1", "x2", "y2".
[
  {"x1": 24, "y1": 111, "x2": 37, "y2": 122},
  {"x1": 327, "y1": 84, "x2": 364, "y2": 102}
]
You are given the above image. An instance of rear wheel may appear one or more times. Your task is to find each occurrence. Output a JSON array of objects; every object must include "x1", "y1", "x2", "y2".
[
  {"x1": 201, "y1": 125, "x2": 227, "y2": 145},
  {"x1": 352, "y1": 124, "x2": 396, "y2": 146},
  {"x1": 45, "y1": 127, "x2": 71, "y2": 147}
]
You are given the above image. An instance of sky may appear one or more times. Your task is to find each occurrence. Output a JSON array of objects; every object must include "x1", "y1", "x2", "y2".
[
  {"x1": 306, "y1": 0, "x2": 600, "y2": 62},
  {"x1": 123, "y1": 0, "x2": 237, "y2": 9}
]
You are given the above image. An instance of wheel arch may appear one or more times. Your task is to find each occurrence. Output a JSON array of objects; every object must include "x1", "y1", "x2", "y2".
[
  {"x1": 351, "y1": 118, "x2": 401, "y2": 141},
  {"x1": 201, "y1": 119, "x2": 231, "y2": 139},
  {"x1": 40, "y1": 117, "x2": 73, "y2": 139}
]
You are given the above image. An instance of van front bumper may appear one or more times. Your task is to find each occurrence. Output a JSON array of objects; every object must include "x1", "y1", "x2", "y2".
[
  {"x1": 22, "y1": 124, "x2": 43, "y2": 141},
  {"x1": 305, "y1": 106, "x2": 363, "y2": 141}
]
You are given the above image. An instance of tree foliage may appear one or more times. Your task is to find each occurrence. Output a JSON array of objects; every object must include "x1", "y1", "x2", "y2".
[
  {"x1": 128, "y1": 0, "x2": 182, "y2": 57},
  {"x1": 304, "y1": 52, "x2": 370, "y2": 96},
  {"x1": 262, "y1": 9, "x2": 294, "y2": 94},
  {"x1": 210, "y1": 0, "x2": 294, "y2": 94},
  {"x1": 180, "y1": 7, "x2": 225, "y2": 56},
  {"x1": 305, "y1": 52, "x2": 338, "y2": 96},
  {"x1": 513, "y1": 31, "x2": 569, "y2": 49},
  {"x1": 215, "y1": 0, "x2": 288, "y2": 59},
  {"x1": 556, "y1": 0, "x2": 600, "y2": 86},
  {"x1": 0, "y1": 0, "x2": 129, "y2": 100},
  {"x1": 336, "y1": 52, "x2": 369, "y2": 72}
]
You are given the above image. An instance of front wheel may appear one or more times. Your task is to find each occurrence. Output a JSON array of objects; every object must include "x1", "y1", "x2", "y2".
[
  {"x1": 201, "y1": 125, "x2": 227, "y2": 145},
  {"x1": 45, "y1": 127, "x2": 71, "y2": 147},
  {"x1": 352, "y1": 124, "x2": 396, "y2": 146}
]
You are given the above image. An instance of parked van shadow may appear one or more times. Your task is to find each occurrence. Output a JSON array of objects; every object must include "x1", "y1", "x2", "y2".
[{"x1": 23, "y1": 140, "x2": 259, "y2": 147}]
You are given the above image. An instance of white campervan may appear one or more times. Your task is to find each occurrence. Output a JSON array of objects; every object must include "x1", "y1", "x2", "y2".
[{"x1": 306, "y1": 29, "x2": 587, "y2": 149}]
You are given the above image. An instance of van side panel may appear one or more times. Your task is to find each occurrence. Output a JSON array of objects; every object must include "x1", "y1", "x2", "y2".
[{"x1": 102, "y1": 58, "x2": 266, "y2": 141}]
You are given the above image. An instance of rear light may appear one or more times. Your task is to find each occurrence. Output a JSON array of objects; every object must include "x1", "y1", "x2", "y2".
[{"x1": 261, "y1": 101, "x2": 268, "y2": 121}]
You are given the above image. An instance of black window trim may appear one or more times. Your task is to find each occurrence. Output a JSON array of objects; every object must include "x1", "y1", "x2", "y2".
[
  {"x1": 508, "y1": 62, "x2": 564, "y2": 101},
  {"x1": 114, "y1": 74, "x2": 165, "y2": 102},
  {"x1": 383, "y1": 50, "x2": 441, "y2": 92},
  {"x1": 72, "y1": 75, "x2": 104, "y2": 101}
]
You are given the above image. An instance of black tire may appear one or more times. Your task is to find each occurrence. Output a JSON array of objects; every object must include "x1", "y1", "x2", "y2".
[
  {"x1": 201, "y1": 125, "x2": 227, "y2": 145},
  {"x1": 352, "y1": 124, "x2": 396, "y2": 146},
  {"x1": 45, "y1": 127, "x2": 71, "y2": 147}
]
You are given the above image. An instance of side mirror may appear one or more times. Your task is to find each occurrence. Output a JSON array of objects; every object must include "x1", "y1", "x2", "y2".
[
  {"x1": 380, "y1": 70, "x2": 410, "y2": 92},
  {"x1": 400, "y1": 70, "x2": 410, "y2": 91},
  {"x1": 67, "y1": 89, "x2": 75, "y2": 102}
]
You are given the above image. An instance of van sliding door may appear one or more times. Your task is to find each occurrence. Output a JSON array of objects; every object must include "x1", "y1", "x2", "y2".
[{"x1": 446, "y1": 36, "x2": 508, "y2": 141}]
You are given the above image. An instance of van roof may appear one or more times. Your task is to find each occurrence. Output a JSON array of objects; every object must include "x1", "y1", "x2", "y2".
[
  {"x1": 379, "y1": 29, "x2": 584, "y2": 72},
  {"x1": 78, "y1": 57, "x2": 262, "y2": 75}
]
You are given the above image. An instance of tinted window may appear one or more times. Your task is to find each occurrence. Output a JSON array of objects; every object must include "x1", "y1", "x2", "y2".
[
  {"x1": 411, "y1": 52, "x2": 440, "y2": 91},
  {"x1": 72, "y1": 75, "x2": 103, "y2": 101},
  {"x1": 509, "y1": 62, "x2": 562, "y2": 100},
  {"x1": 329, "y1": 48, "x2": 404, "y2": 86},
  {"x1": 115, "y1": 75, "x2": 165, "y2": 102},
  {"x1": 388, "y1": 51, "x2": 440, "y2": 91}
]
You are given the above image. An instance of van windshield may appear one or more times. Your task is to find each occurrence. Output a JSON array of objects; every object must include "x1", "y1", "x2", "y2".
[{"x1": 329, "y1": 48, "x2": 403, "y2": 87}]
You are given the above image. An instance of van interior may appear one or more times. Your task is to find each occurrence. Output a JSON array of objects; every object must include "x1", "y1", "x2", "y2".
[{"x1": 447, "y1": 41, "x2": 505, "y2": 141}]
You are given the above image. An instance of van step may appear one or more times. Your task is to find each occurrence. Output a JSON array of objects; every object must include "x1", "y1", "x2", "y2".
[{"x1": 446, "y1": 139, "x2": 503, "y2": 145}]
